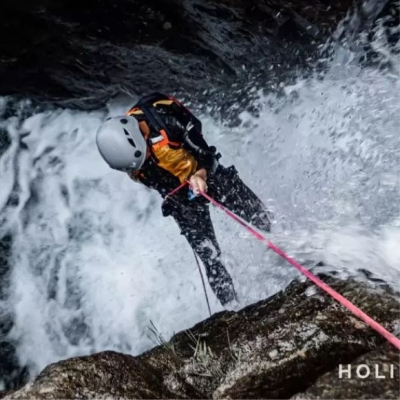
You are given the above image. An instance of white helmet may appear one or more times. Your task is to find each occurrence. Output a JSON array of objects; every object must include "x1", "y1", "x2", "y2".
[{"x1": 96, "y1": 116, "x2": 147, "y2": 172}]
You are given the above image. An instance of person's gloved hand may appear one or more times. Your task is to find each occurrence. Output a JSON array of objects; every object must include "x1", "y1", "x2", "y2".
[{"x1": 189, "y1": 169, "x2": 208, "y2": 196}]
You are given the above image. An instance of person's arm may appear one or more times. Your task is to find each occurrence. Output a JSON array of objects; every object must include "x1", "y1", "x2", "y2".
[
  {"x1": 171, "y1": 108, "x2": 217, "y2": 194},
  {"x1": 182, "y1": 127, "x2": 216, "y2": 171},
  {"x1": 169, "y1": 107, "x2": 217, "y2": 172}
]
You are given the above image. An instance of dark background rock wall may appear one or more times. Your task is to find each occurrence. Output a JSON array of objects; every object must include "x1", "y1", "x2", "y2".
[{"x1": 0, "y1": 0, "x2": 355, "y2": 108}]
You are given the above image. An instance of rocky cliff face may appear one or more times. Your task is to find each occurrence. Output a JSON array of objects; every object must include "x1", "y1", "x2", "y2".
[
  {"x1": 0, "y1": 0, "x2": 356, "y2": 108},
  {"x1": 2, "y1": 276, "x2": 399, "y2": 399}
]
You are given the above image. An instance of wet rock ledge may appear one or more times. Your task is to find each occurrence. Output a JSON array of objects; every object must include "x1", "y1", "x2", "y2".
[{"x1": 2, "y1": 276, "x2": 399, "y2": 399}]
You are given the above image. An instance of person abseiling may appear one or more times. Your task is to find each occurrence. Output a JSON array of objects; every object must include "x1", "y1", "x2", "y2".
[{"x1": 96, "y1": 93, "x2": 272, "y2": 306}]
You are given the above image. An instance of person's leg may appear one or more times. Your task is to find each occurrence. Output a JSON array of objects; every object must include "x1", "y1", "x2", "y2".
[
  {"x1": 209, "y1": 165, "x2": 272, "y2": 232},
  {"x1": 169, "y1": 200, "x2": 236, "y2": 305}
]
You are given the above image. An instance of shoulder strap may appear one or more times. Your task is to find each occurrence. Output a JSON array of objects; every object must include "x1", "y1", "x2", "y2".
[{"x1": 135, "y1": 93, "x2": 171, "y2": 135}]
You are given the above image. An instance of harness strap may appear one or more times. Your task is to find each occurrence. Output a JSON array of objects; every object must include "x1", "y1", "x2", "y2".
[{"x1": 128, "y1": 99, "x2": 181, "y2": 150}]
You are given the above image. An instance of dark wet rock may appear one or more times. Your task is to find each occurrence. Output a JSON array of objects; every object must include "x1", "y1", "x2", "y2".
[
  {"x1": 0, "y1": 340, "x2": 29, "y2": 394},
  {"x1": 361, "y1": 0, "x2": 399, "y2": 69},
  {"x1": 4, "y1": 276, "x2": 400, "y2": 399},
  {"x1": 292, "y1": 343, "x2": 400, "y2": 399},
  {"x1": 3, "y1": 351, "x2": 177, "y2": 399},
  {"x1": 0, "y1": 235, "x2": 28, "y2": 391},
  {"x1": 0, "y1": 235, "x2": 12, "y2": 301},
  {"x1": 0, "y1": 0, "x2": 356, "y2": 108}
]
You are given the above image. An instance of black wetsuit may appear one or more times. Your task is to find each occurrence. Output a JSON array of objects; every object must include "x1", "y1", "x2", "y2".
[{"x1": 130, "y1": 93, "x2": 271, "y2": 305}]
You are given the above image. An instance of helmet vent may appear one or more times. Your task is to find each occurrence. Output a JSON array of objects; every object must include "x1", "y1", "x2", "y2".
[
  {"x1": 127, "y1": 138, "x2": 136, "y2": 148},
  {"x1": 123, "y1": 129, "x2": 137, "y2": 148}
]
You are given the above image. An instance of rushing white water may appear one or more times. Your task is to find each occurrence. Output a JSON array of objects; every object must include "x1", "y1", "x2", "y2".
[{"x1": 0, "y1": 19, "x2": 399, "y2": 383}]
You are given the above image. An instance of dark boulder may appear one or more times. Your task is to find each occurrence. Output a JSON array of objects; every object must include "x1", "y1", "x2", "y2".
[
  {"x1": 3, "y1": 276, "x2": 399, "y2": 399},
  {"x1": 2, "y1": 351, "x2": 176, "y2": 399}
]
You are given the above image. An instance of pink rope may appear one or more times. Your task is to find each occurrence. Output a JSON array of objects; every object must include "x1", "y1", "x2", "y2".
[
  {"x1": 165, "y1": 181, "x2": 188, "y2": 198},
  {"x1": 199, "y1": 189, "x2": 400, "y2": 350}
]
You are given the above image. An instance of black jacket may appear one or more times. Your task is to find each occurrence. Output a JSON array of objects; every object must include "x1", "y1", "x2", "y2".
[{"x1": 131, "y1": 93, "x2": 216, "y2": 171}]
